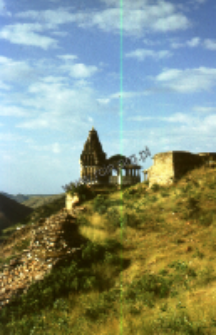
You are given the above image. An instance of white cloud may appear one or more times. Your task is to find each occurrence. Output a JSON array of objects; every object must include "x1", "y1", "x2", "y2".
[
  {"x1": 57, "y1": 54, "x2": 78, "y2": 61},
  {"x1": 128, "y1": 113, "x2": 194, "y2": 123},
  {"x1": 24, "y1": 141, "x2": 62, "y2": 154},
  {"x1": 156, "y1": 67, "x2": 216, "y2": 93},
  {"x1": 58, "y1": 55, "x2": 98, "y2": 78},
  {"x1": 97, "y1": 98, "x2": 110, "y2": 104},
  {"x1": 171, "y1": 36, "x2": 200, "y2": 49},
  {"x1": 161, "y1": 113, "x2": 193, "y2": 124},
  {"x1": 16, "y1": 1, "x2": 190, "y2": 38},
  {"x1": 0, "y1": 23, "x2": 57, "y2": 49},
  {"x1": 170, "y1": 41, "x2": 184, "y2": 49},
  {"x1": 0, "y1": 106, "x2": 29, "y2": 117},
  {"x1": 16, "y1": 78, "x2": 100, "y2": 130},
  {"x1": 204, "y1": 39, "x2": 216, "y2": 50},
  {"x1": 186, "y1": 37, "x2": 200, "y2": 47},
  {"x1": 52, "y1": 142, "x2": 61, "y2": 154},
  {"x1": 0, "y1": 56, "x2": 37, "y2": 84},
  {"x1": 16, "y1": 9, "x2": 76, "y2": 28},
  {"x1": 110, "y1": 91, "x2": 148, "y2": 99},
  {"x1": 17, "y1": 118, "x2": 51, "y2": 129},
  {"x1": 51, "y1": 31, "x2": 68, "y2": 37},
  {"x1": 67, "y1": 63, "x2": 98, "y2": 78},
  {"x1": 0, "y1": 133, "x2": 24, "y2": 142},
  {"x1": 97, "y1": 90, "x2": 149, "y2": 105},
  {"x1": 126, "y1": 112, "x2": 216, "y2": 151},
  {"x1": 127, "y1": 116, "x2": 154, "y2": 121},
  {"x1": 193, "y1": 106, "x2": 216, "y2": 113},
  {"x1": 125, "y1": 48, "x2": 172, "y2": 61}
]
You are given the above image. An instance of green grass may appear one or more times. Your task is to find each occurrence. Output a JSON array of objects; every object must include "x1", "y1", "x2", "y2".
[{"x1": 1, "y1": 167, "x2": 216, "y2": 334}]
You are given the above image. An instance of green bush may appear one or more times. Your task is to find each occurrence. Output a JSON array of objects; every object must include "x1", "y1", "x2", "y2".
[
  {"x1": 106, "y1": 208, "x2": 121, "y2": 228},
  {"x1": 76, "y1": 215, "x2": 90, "y2": 226},
  {"x1": 103, "y1": 238, "x2": 122, "y2": 251},
  {"x1": 185, "y1": 196, "x2": 200, "y2": 218},
  {"x1": 199, "y1": 212, "x2": 214, "y2": 227},
  {"x1": 149, "y1": 195, "x2": 158, "y2": 203},
  {"x1": 160, "y1": 189, "x2": 169, "y2": 197},
  {"x1": 84, "y1": 290, "x2": 119, "y2": 320},
  {"x1": 151, "y1": 183, "x2": 160, "y2": 192},
  {"x1": 81, "y1": 241, "x2": 106, "y2": 263},
  {"x1": 123, "y1": 188, "x2": 139, "y2": 200},
  {"x1": 125, "y1": 213, "x2": 141, "y2": 228},
  {"x1": 93, "y1": 195, "x2": 109, "y2": 214},
  {"x1": 62, "y1": 180, "x2": 94, "y2": 201},
  {"x1": 207, "y1": 177, "x2": 216, "y2": 189},
  {"x1": 125, "y1": 273, "x2": 172, "y2": 309},
  {"x1": 180, "y1": 183, "x2": 193, "y2": 194}
]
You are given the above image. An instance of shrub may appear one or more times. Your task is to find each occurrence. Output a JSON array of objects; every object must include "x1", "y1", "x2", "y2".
[
  {"x1": 125, "y1": 213, "x2": 141, "y2": 228},
  {"x1": 180, "y1": 183, "x2": 193, "y2": 194},
  {"x1": 106, "y1": 208, "x2": 121, "y2": 228},
  {"x1": 93, "y1": 195, "x2": 109, "y2": 214},
  {"x1": 123, "y1": 188, "x2": 139, "y2": 200},
  {"x1": 151, "y1": 183, "x2": 160, "y2": 192},
  {"x1": 62, "y1": 180, "x2": 94, "y2": 201},
  {"x1": 199, "y1": 212, "x2": 214, "y2": 227},
  {"x1": 185, "y1": 196, "x2": 200, "y2": 218},
  {"x1": 125, "y1": 273, "x2": 172, "y2": 307},
  {"x1": 76, "y1": 215, "x2": 90, "y2": 226},
  {"x1": 103, "y1": 251, "x2": 121, "y2": 265},
  {"x1": 160, "y1": 189, "x2": 169, "y2": 197},
  {"x1": 81, "y1": 241, "x2": 106, "y2": 263},
  {"x1": 207, "y1": 177, "x2": 216, "y2": 189},
  {"x1": 149, "y1": 195, "x2": 158, "y2": 203},
  {"x1": 84, "y1": 290, "x2": 119, "y2": 320},
  {"x1": 103, "y1": 238, "x2": 122, "y2": 251}
]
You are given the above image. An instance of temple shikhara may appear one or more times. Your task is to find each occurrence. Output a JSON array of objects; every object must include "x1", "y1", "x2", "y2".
[{"x1": 79, "y1": 127, "x2": 142, "y2": 186}]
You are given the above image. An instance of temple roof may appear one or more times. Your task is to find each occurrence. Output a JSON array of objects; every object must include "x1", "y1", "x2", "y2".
[{"x1": 80, "y1": 127, "x2": 106, "y2": 165}]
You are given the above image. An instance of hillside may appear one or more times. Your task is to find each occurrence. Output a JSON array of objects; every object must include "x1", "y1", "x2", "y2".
[
  {"x1": 22, "y1": 193, "x2": 65, "y2": 209},
  {"x1": 0, "y1": 165, "x2": 216, "y2": 334},
  {"x1": 0, "y1": 192, "x2": 64, "y2": 207},
  {"x1": 0, "y1": 194, "x2": 33, "y2": 235}
]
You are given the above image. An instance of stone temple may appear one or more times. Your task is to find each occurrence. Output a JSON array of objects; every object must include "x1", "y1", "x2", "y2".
[{"x1": 79, "y1": 127, "x2": 142, "y2": 186}]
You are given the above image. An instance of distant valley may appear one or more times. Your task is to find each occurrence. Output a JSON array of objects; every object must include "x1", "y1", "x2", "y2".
[{"x1": 0, "y1": 192, "x2": 64, "y2": 239}]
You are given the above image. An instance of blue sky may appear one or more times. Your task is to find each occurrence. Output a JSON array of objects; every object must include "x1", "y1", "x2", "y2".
[{"x1": 0, "y1": 0, "x2": 216, "y2": 194}]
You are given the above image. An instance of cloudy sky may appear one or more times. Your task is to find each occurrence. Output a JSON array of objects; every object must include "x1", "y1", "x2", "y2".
[{"x1": 0, "y1": 0, "x2": 216, "y2": 194}]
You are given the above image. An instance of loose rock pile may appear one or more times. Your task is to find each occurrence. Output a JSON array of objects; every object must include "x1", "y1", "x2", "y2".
[{"x1": 0, "y1": 208, "x2": 84, "y2": 310}]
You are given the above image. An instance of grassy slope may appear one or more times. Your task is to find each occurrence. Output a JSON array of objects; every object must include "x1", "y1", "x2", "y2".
[
  {"x1": 0, "y1": 166, "x2": 216, "y2": 334},
  {"x1": 22, "y1": 194, "x2": 65, "y2": 209}
]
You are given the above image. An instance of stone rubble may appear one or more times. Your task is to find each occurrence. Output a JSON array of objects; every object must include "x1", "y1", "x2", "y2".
[{"x1": 0, "y1": 208, "x2": 84, "y2": 311}]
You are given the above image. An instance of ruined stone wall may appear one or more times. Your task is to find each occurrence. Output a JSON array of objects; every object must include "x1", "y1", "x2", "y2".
[
  {"x1": 0, "y1": 209, "x2": 82, "y2": 310},
  {"x1": 148, "y1": 152, "x2": 174, "y2": 187},
  {"x1": 147, "y1": 150, "x2": 208, "y2": 187},
  {"x1": 198, "y1": 153, "x2": 216, "y2": 167},
  {"x1": 173, "y1": 152, "x2": 204, "y2": 179}
]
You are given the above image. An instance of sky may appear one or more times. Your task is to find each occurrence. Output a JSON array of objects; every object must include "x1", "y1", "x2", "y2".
[{"x1": 0, "y1": 0, "x2": 216, "y2": 194}]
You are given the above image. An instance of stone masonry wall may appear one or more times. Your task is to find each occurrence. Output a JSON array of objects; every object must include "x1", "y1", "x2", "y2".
[
  {"x1": 148, "y1": 152, "x2": 174, "y2": 187},
  {"x1": 173, "y1": 151, "x2": 204, "y2": 179},
  {"x1": 147, "y1": 151, "x2": 207, "y2": 187}
]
